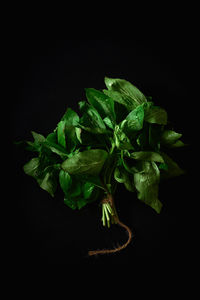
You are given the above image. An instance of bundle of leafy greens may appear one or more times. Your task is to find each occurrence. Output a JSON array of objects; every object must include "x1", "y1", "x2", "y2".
[{"x1": 20, "y1": 77, "x2": 185, "y2": 255}]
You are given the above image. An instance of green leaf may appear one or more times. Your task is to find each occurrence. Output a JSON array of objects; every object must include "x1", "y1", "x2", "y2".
[
  {"x1": 78, "y1": 101, "x2": 110, "y2": 148},
  {"x1": 44, "y1": 140, "x2": 68, "y2": 158},
  {"x1": 25, "y1": 131, "x2": 46, "y2": 152},
  {"x1": 31, "y1": 131, "x2": 46, "y2": 143},
  {"x1": 103, "y1": 116, "x2": 114, "y2": 130},
  {"x1": 23, "y1": 157, "x2": 40, "y2": 177},
  {"x1": 63, "y1": 180, "x2": 98, "y2": 210},
  {"x1": 114, "y1": 125, "x2": 134, "y2": 150},
  {"x1": 82, "y1": 181, "x2": 95, "y2": 199},
  {"x1": 103, "y1": 93, "x2": 129, "y2": 123},
  {"x1": 59, "y1": 170, "x2": 72, "y2": 195},
  {"x1": 57, "y1": 120, "x2": 67, "y2": 148},
  {"x1": 85, "y1": 88, "x2": 116, "y2": 122},
  {"x1": 76, "y1": 198, "x2": 88, "y2": 210},
  {"x1": 63, "y1": 179, "x2": 82, "y2": 209},
  {"x1": 46, "y1": 132, "x2": 57, "y2": 143},
  {"x1": 169, "y1": 140, "x2": 185, "y2": 148},
  {"x1": 61, "y1": 108, "x2": 79, "y2": 126},
  {"x1": 38, "y1": 171, "x2": 57, "y2": 197},
  {"x1": 144, "y1": 105, "x2": 167, "y2": 125},
  {"x1": 65, "y1": 127, "x2": 79, "y2": 153},
  {"x1": 130, "y1": 151, "x2": 164, "y2": 163},
  {"x1": 161, "y1": 130, "x2": 182, "y2": 146},
  {"x1": 75, "y1": 127, "x2": 82, "y2": 144},
  {"x1": 103, "y1": 89, "x2": 126, "y2": 107},
  {"x1": 58, "y1": 108, "x2": 80, "y2": 153},
  {"x1": 114, "y1": 166, "x2": 126, "y2": 183},
  {"x1": 70, "y1": 181, "x2": 82, "y2": 198},
  {"x1": 104, "y1": 77, "x2": 147, "y2": 110},
  {"x1": 23, "y1": 155, "x2": 59, "y2": 197},
  {"x1": 114, "y1": 166, "x2": 135, "y2": 192},
  {"x1": 123, "y1": 174, "x2": 135, "y2": 192},
  {"x1": 37, "y1": 145, "x2": 60, "y2": 171},
  {"x1": 62, "y1": 176, "x2": 95, "y2": 210},
  {"x1": 160, "y1": 153, "x2": 185, "y2": 179},
  {"x1": 61, "y1": 149, "x2": 108, "y2": 175},
  {"x1": 64, "y1": 197, "x2": 77, "y2": 210},
  {"x1": 77, "y1": 128, "x2": 106, "y2": 148},
  {"x1": 73, "y1": 183, "x2": 97, "y2": 210},
  {"x1": 79, "y1": 101, "x2": 106, "y2": 130},
  {"x1": 135, "y1": 122, "x2": 162, "y2": 151},
  {"x1": 120, "y1": 151, "x2": 138, "y2": 174},
  {"x1": 134, "y1": 161, "x2": 162, "y2": 213},
  {"x1": 124, "y1": 104, "x2": 144, "y2": 132},
  {"x1": 142, "y1": 101, "x2": 154, "y2": 110},
  {"x1": 77, "y1": 123, "x2": 109, "y2": 135},
  {"x1": 77, "y1": 175, "x2": 104, "y2": 190}
]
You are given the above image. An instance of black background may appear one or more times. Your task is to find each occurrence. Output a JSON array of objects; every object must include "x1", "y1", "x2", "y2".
[{"x1": 9, "y1": 36, "x2": 196, "y2": 267}]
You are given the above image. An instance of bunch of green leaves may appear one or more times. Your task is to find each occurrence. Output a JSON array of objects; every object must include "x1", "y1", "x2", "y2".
[{"x1": 21, "y1": 77, "x2": 185, "y2": 214}]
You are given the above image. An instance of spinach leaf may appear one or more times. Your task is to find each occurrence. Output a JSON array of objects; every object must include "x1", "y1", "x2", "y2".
[
  {"x1": 37, "y1": 171, "x2": 57, "y2": 197},
  {"x1": 74, "y1": 174, "x2": 104, "y2": 190},
  {"x1": 59, "y1": 170, "x2": 72, "y2": 195},
  {"x1": 114, "y1": 166, "x2": 125, "y2": 183},
  {"x1": 77, "y1": 128, "x2": 107, "y2": 148},
  {"x1": 57, "y1": 108, "x2": 80, "y2": 153},
  {"x1": 77, "y1": 123, "x2": 109, "y2": 135},
  {"x1": 160, "y1": 152, "x2": 185, "y2": 179},
  {"x1": 44, "y1": 140, "x2": 68, "y2": 158},
  {"x1": 46, "y1": 132, "x2": 57, "y2": 143},
  {"x1": 61, "y1": 108, "x2": 79, "y2": 125},
  {"x1": 85, "y1": 88, "x2": 116, "y2": 123},
  {"x1": 61, "y1": 149, "x2": 108, "y2": 175},
  {"x1": 130, "y1": 151, "x2": 164, "y2": 163},
  {"x1": 64, "y1": 196, "x2": 77, "y2": 210},
  {"x1": 114, "y1": 166, "x2": 135, "y2": 192},
  {"x1": 114, "y1": 125, "x2": 134, "y2": 150},
  {"x1": 120, "y1": 150, "x2": 138, "y2": 174},
  {"x1": 82, "y1": 181, "x2": 96, "y2": 199},
  {"x1": 169, "y1": 140, "x2": 185, "y2": 148},
  {"x1": 103, "y1": 116, "x2": 115, "y2": 130},
  {"x1": 24, "y1": 131, "x2": 46, "y2": 152},
  {"x1": 23, "y1": 157, "x2": 40, "y2": 178},
  {"x1": 161, "y1": 130, "x2": 182, "y2": 146},
  {"x1": 134, "y1": 161, "x2": 162, "y2": 213},
  {"x1": 79, "y1": 101, "x2": 106, "y2": 130},
  {"x1": 57, "y1": 120, "x2": 67, "y2": 149},
  {"x1": 104, "y1": 77, "x2": 147, "y2": 110},
  {"x1": 31, "y1": 131, "x2": 46, "y2": 143},
  {"x1": 63, "y1": 179, "x2": 98, "y2": 210},
  {"x1": 24, "y1": 157, "x2": 59, "y2": 197},
  {"x1": 124, "y1": 104, "x2": 144, "y2": 132},
  {"x1": 144, "y1": 105, "x2": 167, "y2": 125}
]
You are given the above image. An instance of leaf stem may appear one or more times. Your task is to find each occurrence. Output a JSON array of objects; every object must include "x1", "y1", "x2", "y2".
[
  {"x1": 109, "y1": 139, "x2": 115, "y2": 154},
  {"x1": 102, "y1": 204, "x2": 106, "y2": 226}
]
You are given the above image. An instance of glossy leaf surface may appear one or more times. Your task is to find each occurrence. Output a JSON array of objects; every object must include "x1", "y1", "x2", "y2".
[{"x1": 61, "y1": 149, "x2": 108, "y2": 175}]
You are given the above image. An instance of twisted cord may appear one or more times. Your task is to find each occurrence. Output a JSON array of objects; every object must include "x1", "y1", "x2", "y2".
[{"x1": 88, "y1": 220, "x2": 132, "y2": 256}]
